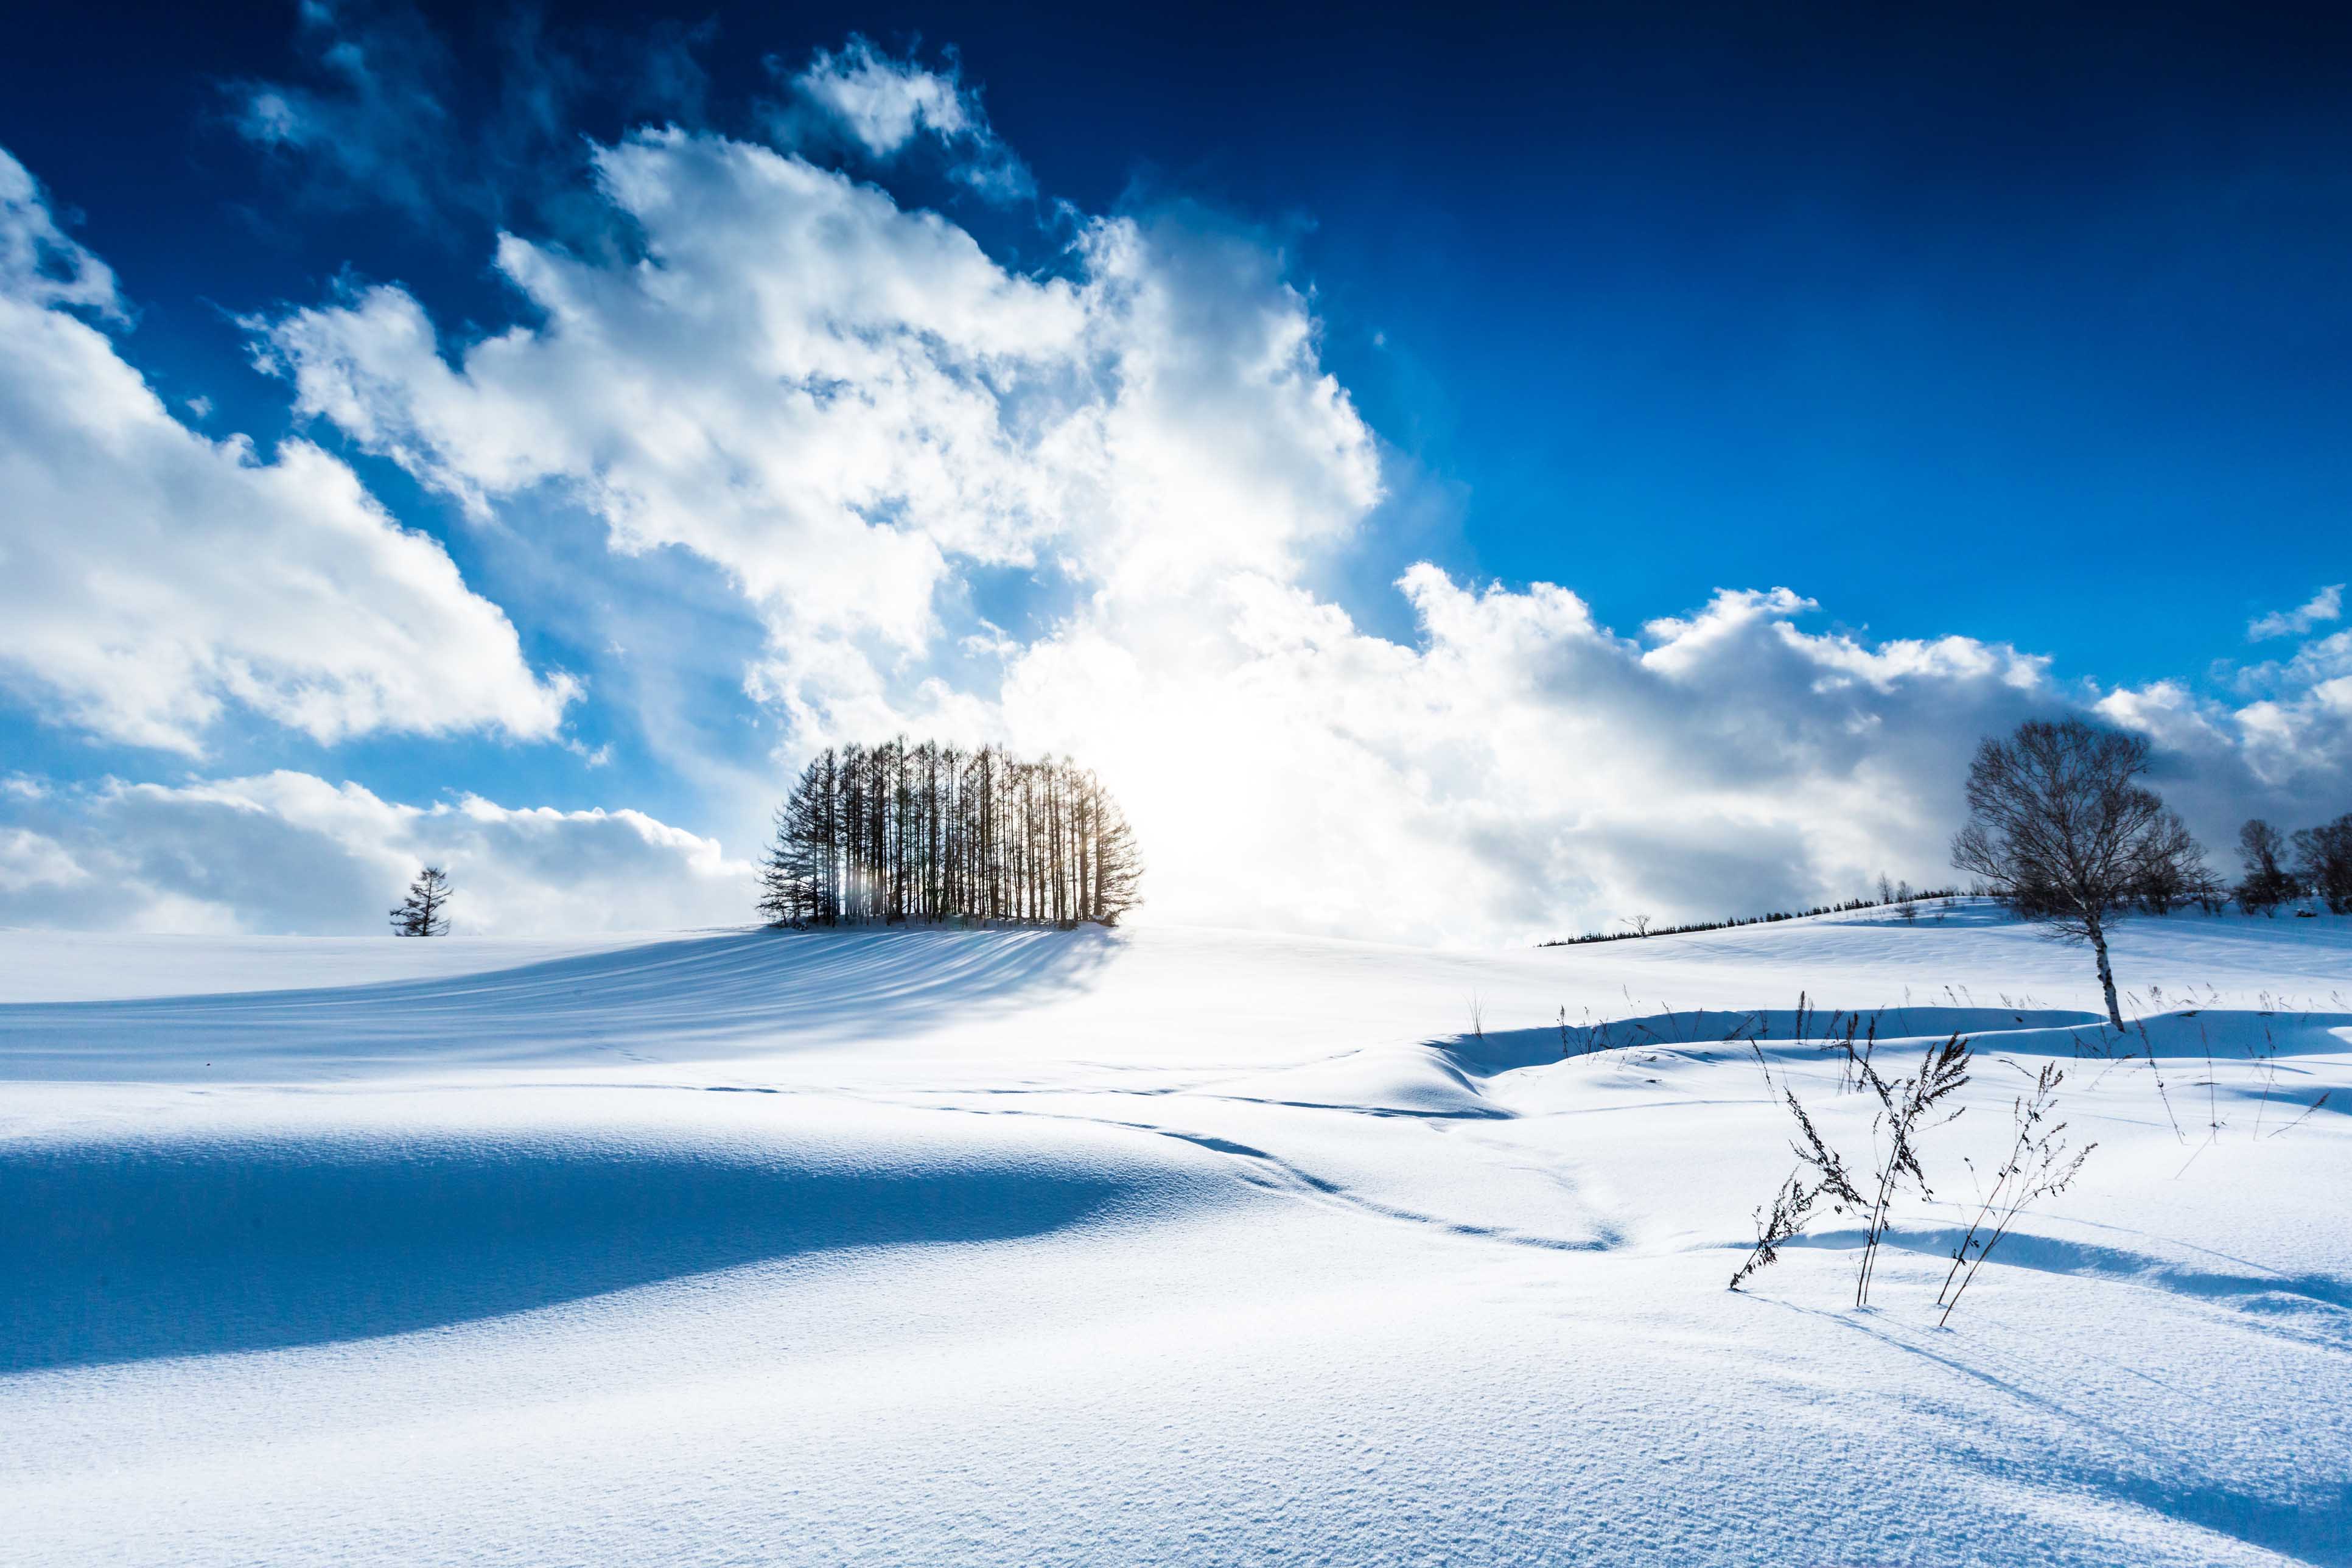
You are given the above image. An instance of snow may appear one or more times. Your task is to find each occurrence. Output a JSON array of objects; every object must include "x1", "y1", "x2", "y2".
[{"x1": 3, "y1": 900, "x2": 2349, "y2": 1565}]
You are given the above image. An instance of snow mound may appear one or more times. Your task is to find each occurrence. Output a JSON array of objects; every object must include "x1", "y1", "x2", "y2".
[{"x1": 1, "y1": 1091, "x2": 1244, "y2": 1373}]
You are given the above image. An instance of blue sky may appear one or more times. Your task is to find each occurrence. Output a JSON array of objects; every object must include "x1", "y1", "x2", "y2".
[{"x1": 1, "y1": 1, "x2": 2347, "y2": 941}]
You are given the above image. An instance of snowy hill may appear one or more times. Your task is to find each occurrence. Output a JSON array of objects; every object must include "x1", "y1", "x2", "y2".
[{"x1": 4, "y1": 903, "x2": 2349, "y2": 1565}]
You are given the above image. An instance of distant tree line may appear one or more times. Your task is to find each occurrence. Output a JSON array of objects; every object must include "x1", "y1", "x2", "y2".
[
  {"x1": 2235, "y1": 814, "x2": 2352, "y2": 915},
  {"x1": 1539, "y1": 886, "x2": 1959, "y2": 948},
  {"x1": 758, "y1": 740, "x2": 1141, "y2": 928}
]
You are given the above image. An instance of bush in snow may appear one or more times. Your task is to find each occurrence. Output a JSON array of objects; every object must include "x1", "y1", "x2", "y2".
[
  {"x1": 1937, "y1": 1063, "x2": 2092, "y2": 1326},
  {"x1": 1734, "y1": 1031, "x2": 1972, "y2": 1309}
]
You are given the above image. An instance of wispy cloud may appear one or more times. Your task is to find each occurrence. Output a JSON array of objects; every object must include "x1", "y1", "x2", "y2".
[
  {"x1": 221, "y1": 0, "x2": 711, "y2": 242},
  {"x1": 2248, "y1": 583, "x2": 2343, "y2": 641},
  {"x1": 779, "y1": 37, "x2": 1032, "y2": 201}
]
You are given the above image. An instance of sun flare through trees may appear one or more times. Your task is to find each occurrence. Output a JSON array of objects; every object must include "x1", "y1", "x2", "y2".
[{"x1": 757, "y1": 740, "x2": 1141, "y2": 928}]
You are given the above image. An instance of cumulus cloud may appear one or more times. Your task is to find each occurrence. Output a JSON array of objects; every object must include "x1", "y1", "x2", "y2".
[
  {"x1": 0, "y1": 827, "x2": 87, "y2": 895},
  {"x1": 259, "y1": 130, "x2": 1376, "y2": 718},
  {"x1": 0, "y1": 37, "x2": 2322, "y2": 943},
  {"x1": 0, "y1": 152, "x2": 121, "y2": 315},
  {"x1": 984, "y1": 572, "x2": 2066, "y2": 942},
  {"x1": 0, "y1": 147, "x2": 577, "y2": 755},
  {"x1": 235, "y1": 116, "x2": 2352, "y2": 943},
  {"x1": 0, "y1": 772, "x2": 751, "y2": 934},
  {"x1": 2248, "y1": 583, "x2": 2344, "y2": 641},
  {"x1": 2104, "y1": 607, "x2": 2352, "y2": 801}
]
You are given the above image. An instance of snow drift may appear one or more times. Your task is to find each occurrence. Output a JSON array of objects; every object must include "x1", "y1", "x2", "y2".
[{"x1": 3, "y1": 902, "x2": 2348, "y2": 1566}]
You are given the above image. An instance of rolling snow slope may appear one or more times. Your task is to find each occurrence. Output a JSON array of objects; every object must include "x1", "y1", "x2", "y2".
[{"x1": 2, "y1": 902, "x2": 2348, "y2": 1566}]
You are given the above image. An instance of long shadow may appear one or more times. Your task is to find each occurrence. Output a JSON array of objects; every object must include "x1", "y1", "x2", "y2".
[
  {"x1": 1445, "y1": 1006, "x2": 2352, "y2": 1078},
  {"x1": 1435, "y1": 1007, "x2": 2105, "y2": 1077},
  {"x1": 1561, "y1": 1005, "x2": 2106, "y2": 1052},
  {"x1": 0, "y1": 926, "x2": 1120, "y2": 1079},
  {"x1": 0, "y1": 1121, "x2": 1150, "y2": 1373},
  {"x1": 1769, "y1": 1297, "x2": 2352, "y2": 1566},
  {"x1": 1781, "y1": 1223, "x2": 2352, "y2": 1318}
]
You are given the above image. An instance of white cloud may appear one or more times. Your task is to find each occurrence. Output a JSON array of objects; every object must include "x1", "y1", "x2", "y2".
[
  {"x1": 0, "y1": 772, "x2": 752, "y2": 934},
  {"x1": 2104, "y1": 617, "x2": 2352, "y2": 797},
  {"x1": 2248, "y1": 583, "x2": 2343, "y2": 641},
  {"x1": 985, "y1": 571, "x2": 2064, "y2": 943},
  {"x1": 794, "y1": 37, "x2": 973, "y2": 154},
  {"x1": 261, "y1": 130, "x2": 1375, "y2": 718},
  {"x1": 0, "y1": 827, "x2": 86, "y2": 894},
  {"x1": 226, "y1": 122, "x2": 2351, "y2": 944},
  {"x1": 0, "y1": 151, "x2": 121, "y2": 315},
  {"x1": 0, "y1": 146, "x2": 578, "y2": 755},
  {"x1": 785, "y1": 37, "x2": 1030, "y2": 200}
]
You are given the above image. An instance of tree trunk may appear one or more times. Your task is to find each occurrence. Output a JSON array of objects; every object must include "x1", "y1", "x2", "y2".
[{"x1": 2087, "y1": 910, "x2": 2123, "y2": 1030}]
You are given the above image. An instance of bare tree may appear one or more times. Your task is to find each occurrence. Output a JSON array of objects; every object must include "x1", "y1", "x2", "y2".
[
  {"x1": 390, "y1": 866, "x2": 453, "y2": 937},
  {"x1": 2294, "y1": 814, "x2": 2352, "y2": 914},
  {"x1": 1949, "y1": 719, "x2": 2206, "y2": 1029},
  {"x1": 2235, "y1": 819, "x2": 2298, "y2": 915},
  {"x1": 2128, "y1": 808, "x2": 2207, "y2": 913}
]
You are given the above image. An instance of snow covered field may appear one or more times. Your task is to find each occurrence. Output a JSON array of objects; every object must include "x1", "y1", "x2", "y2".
[{"x1": 4, "y1": 901, "x2": 2348, "y2": 1566}]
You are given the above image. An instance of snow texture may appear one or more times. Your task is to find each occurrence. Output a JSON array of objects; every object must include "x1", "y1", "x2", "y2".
[{"x1": 3, "y1": 900, "x2": 2349, "y2": 1565}]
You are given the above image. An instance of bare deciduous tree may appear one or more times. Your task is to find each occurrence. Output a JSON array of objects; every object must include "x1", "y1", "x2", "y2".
[
  {"x1": 390, "y1": 866, "x2": 452, "y2": 937},
  {"x1": 1950, "y1": 719, "x2": 2207, "y2": 1029},
  {"x1": 2294, "y1": 814, "x2": 2352, "y2": 914},
  {"x1": 2234, "y1": 819, "x2": 2298, "y2": 915}
]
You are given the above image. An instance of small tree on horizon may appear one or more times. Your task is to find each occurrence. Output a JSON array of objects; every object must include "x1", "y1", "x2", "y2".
[
  {"x1": 391, "y1": 866, "x2": 453, "y2": 937},
  {"x1": 1950, "y1": 718, "x2": 2207, "y2": 1030}
]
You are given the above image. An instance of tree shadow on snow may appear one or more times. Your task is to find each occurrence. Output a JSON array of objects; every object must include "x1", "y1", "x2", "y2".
[{"x1": 0, "y1": 925, "x2": 1122, "y2": 1078}]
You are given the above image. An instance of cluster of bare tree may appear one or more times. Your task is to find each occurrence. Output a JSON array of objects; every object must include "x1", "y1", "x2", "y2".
[
  {"x1": 2236, "y1": 814, "x2": 2352, "y2": 915},
  {"x1": 757, "y1": 740, "x2": 1141, "y2": 928}
]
